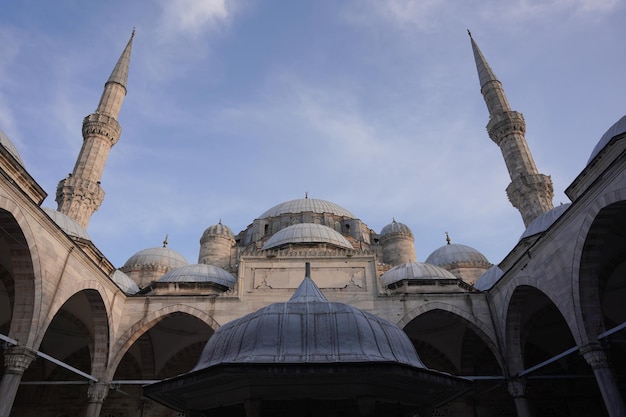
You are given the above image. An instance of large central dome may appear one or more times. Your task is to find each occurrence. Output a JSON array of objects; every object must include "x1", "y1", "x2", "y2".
[{"x1": 258, "y1": 197, "x2": 355, "y2": 219}]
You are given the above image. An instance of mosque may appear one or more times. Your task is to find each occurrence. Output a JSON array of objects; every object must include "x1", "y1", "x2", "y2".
[{"x1": 0, "y1": 30, "x2": 624, "y2": 417}]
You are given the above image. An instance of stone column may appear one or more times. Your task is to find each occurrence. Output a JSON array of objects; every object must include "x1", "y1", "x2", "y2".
[
  {"x1": 83, "y1": 381, "x2": 109, "y2": 417},
  {"x1": 580, "y1": 343, "x2": 626, "y2": 417},
  {"x1": 0, "y1": 345, "x2": 37, "y2": 417},
  {"x1": 507, "y1": 378, "x2": 533, "y2": 417}
]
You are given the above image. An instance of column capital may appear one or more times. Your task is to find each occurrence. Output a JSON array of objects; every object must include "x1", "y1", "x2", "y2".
[
  {"x1": 507, "y1": 377, "x2": 527, "y2": 398},
  {"x1": 87, "y1": 381, "x2": 109, "y2": 404},
  {"x1": 579, "y1": 342, "x2": 610, "y2": 370},
  {"x1": 3, "y1": 345, "x2": 37, "y2": 374}
]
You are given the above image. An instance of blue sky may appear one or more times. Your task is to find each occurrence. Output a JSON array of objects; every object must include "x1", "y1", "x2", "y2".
[{"x1": 0, "y1": 0, "x2": 624, "y2": 268}]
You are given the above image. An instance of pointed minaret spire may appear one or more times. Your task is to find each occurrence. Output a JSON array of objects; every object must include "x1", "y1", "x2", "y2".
[
  {"x1": 56, "y1": 30, "x2": 135, "y2": 229},
  {"x1": 469, "y1": 32, "x2": 554, "y2": 227}
]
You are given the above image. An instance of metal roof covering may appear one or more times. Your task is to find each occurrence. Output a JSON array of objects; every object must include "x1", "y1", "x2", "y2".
[
  {"x1": 111, "y1": 270, "x2": 140, "y2": 294},
  {"x1": 192, "y1": 267, "x2": 426, "y2": 369},
  {"x1": 0, "y1": 129, "x2": 25, "y2": 166},
  {"x1": 380, "y1": 219, "x2": 413, "y2": 237},
  {"x1": 520, "y1": 203, "x2": 571, "y2": 240},
  {"x1": 158, "y1": 263, "x2": 236, "y2": 288},
  {"x1": 425, "y1": 243, "x2": 489, "y2": 267},
  {"x1": 380, "y1": 262, "x2": 457, "y2": 287},
  {"x1": 473, "y1": 265, "x2": 504, "y2": 291},
  {"x1": 201, "y1": 221, "x2": 234, "y2": 240},
  {"x1": 262, "y1": 223, "x2": 353, "y2": 250},
  {"x1": 122, "y1": 246, "x2": 189, "y2": 270},
  {"x1": 258, "y1": 198, "x2": 355, "y2": 219},
  {"x1": 43, "y1": 208, "x2": 91, "y2": 240},
  {"x1": 588, "y1": 114, "x2": 626, "y2": 164}
]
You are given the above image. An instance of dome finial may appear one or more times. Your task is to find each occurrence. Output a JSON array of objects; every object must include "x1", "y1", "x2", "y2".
[
  {"x1": 163, "y1": 234, "x2": 169, "y2": 248},
  {"x1": 305, "y1": 191, "x2": 308, "y2": 199},
  {"x1": 445, "y1": 231, "x2": 451, "y2": 245}
]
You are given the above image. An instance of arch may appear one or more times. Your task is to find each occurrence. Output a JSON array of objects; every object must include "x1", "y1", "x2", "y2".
[
  {"x1": 107, "y1": 304, "x2": 220, "y2": 380},
  {"x1": 0, "y1": 203, "x2": 43, "y2": 346},
  {"x1": 399, "y1": 302, "x2": 504, "y2": 374},
  {"x1": 573, "y1": 194, "x2": 626, "y2": 342}
]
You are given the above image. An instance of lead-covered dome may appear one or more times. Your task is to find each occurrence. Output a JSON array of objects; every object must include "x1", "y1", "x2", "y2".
[
  {"x1": 201, "y1": 221, "x2": 235, "y2": 240},
  {"x1": 258, "y1": 198, "x2": 355, "y2": 219},
  {"x1": 380, "y1": 219, "x2": 413, "y2": 237},
  {"x1": 474, "y1": 265, "x2": 504, "y2": 291},
  {"x1": 122, "y1": 247, "x2": 189, "y2": 270},
  {"x1": 0, "y1": 129, "x2": 25, "y2": 166},
  {"x1": 380, "y1": 262, "x2": 457, "y2": 287},
  {"x1": 158, "y1": 264, "x2": 236, "y2": 288},
  {"x1": 588, "y1": 115, "x2": 626, "y2": 164},
  {"x1": 520, "y1": 203, "x2": 570, "y2": 240},
  {"x1": 193, "y1": 268, "x2": 425, "y2": 369},
  {"x1": 426, "y1": 243, "x2": 489, "y2": 268},
  {"x1": 262, "y1": 223, "x2": 353, "y2": 250},
  {"x1": 111, "y1": 270, "x2": 140, "y2": 294},
  {"x1": 43, "y1": 208, "x2": 91, "y2": 240}
]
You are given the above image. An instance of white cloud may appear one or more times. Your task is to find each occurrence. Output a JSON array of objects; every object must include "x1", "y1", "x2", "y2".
[{"x1": 157, "y1": 0, "x2": 233, "y2": 38}]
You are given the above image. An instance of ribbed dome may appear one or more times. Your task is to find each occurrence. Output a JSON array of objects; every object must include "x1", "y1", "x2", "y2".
[
  {"x1": 0, "y1": 129, "x2": 24, "y2": 166},
  {"x1": 588, "y1": 114, "x2": 626, "y2": 163},
  {"x1": 201, "y1": 221, "x2": 234, "y2": 240},
  {"x1": 380, "y1": 219, "x2": 413, "y2": 237},
  {"x1": 474, "y1": 265, "x2": 504, "y2": 291},
  {"x1": 43, "y1": 208, "x2": 91, "y2": 240},
  {"x1": 425, "y1": 243, "x2": 489, "y2": 267},
  {"x1": 122, "y1": 247, "x2": 189, "y2": 270},
  {"x1": 192, "y1": 269, "x2": 426, "y2": 370},
  {"x1": 262, "y1": 223, "x2": 353, "y2": 250},
  {"x1": 111, "y1": 270, "x2": 140, "y2": 294},
  {"x1": 380, "y1": 262, "x2": 457, "y2": 287},
  {"x1": 258, "y1": 198, "x2": 355, "y2": 219},
  {"x1": 520, "y1": 203, "x2": 570, "y2": 240},
  {"x1": 159, "y1": 264, "x2": 236, "y2": 288}
]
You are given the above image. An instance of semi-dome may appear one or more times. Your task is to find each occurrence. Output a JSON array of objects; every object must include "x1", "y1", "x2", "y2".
[
  {"x1": 43, "y1": 208, "x2": 91, "y2": 240},
  {"x1": 158, "y1": 264, "x2": 236, "y2": 288},
  {"x1": 0, "y1": 129, "x2": 25, "y2": 166},
  {"x1": 111, "y1": 270, "x2": 140, "y2": 294},
  {"x1": 520, "y1": 203, "x2": 571, "y2": 240},
  {"x1": 193, "y1": 266, "x2": 425, "y2": 369},
  {"x1": 380, "y1": 262, "x2": 457, "y2": 287},
  {"x1": 201, "y1": 221, "x2": 234, "y2": 240},
  {"x1": 122, "y1": 246, "x2": 189, "y2": 270},
  {"x1": 258, "y1": 197, "x2": 355, "y2": 219},
  {"x1": 425, "y1": 243, "x2": 489, "y2": 267},
  {"x1": 474, "y1": 265, "x2": 504, "y2": 291},
  {"x1": 380, "y1": 219, "x2": 413, "y2": 237},
  {"x1": 588, "y1": 114, "x2": 626, "y2": 163},
  {"x1": 262, "y1": 223, "x2": 353, "y2": 250}
]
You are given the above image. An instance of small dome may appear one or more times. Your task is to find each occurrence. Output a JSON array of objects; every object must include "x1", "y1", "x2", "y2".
[
  {"x1": 425, "y1": 243, "x2": 489, "y2": 267},
  {"x1": 159, "y1": 264, "x2": 236, "y2": 288},
  {"x1": 380, "y1": 219, "x2": 413, "y2": 237},
  {"x1": 588, "y1": 115, "x2": 626, "y2": 163},
  {"x1": 258, "y1": 198, "x2": 355, "y2": 219},
  {"x1": 380, "y1": 262, "x2": 457, "y2": 287},
  {"x1": 122, "y1": 246, "x2": 189, "y2": 270},
  {"x1": 474, "y1": 265, "x2": 504, "y2": 291},
  {"x1": 193, "y1": 269, "x2": 425, "y2": 370},
  {"x1": 520, "y1": 203, "x2": 570, "y2": 240},
  {"x1": 43, "y1": 208, "x2": 91, "y2": 240},
  {"x1": 262, "y1": 223, "x2": 353, "y2": 250},
  {"x1": 111, "y1": 270, "x2": 140, "y2": 294},
  {"x1": 0, "y1": 130, "x2": 25, "y2": 166},
  {"x1": 201, "y1": 221, "x2": 235, "y2": 240}
]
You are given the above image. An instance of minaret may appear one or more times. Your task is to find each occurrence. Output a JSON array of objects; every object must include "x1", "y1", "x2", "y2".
[
  {"x1": 56, "y1": 30, "x2": 134, "y2": 229},
  {"x1": 469, "y1": 31, "x2": 553, "y2": 226}
]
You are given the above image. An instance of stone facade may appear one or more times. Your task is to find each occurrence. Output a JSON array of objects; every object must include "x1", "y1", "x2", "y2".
[{"x1": 0, "y1": 33, "x2": 625, "y2": 417}]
